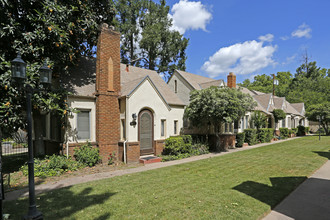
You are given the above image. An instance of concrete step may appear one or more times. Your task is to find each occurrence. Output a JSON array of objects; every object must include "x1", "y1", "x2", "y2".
[{"x1": 139, "y1": 156, "x2": 162, "y2": 164}]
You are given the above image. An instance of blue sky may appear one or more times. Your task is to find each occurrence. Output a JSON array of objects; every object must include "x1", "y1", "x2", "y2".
[{"x1": 166, "y1": 0, "x2": 330, "y2": 83}]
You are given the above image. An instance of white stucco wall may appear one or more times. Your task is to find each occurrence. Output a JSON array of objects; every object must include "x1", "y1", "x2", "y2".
[
  {"x1": 67, "y1": 96, "x2": 96, "y2": 143},
  {"x1": 126, "y1": 79, "x2": 184, "y2": 142}
]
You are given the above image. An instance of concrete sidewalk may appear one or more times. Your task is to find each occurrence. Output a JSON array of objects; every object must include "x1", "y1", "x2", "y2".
[
  {"x1": 264, "y1": 160, "x2": 330, "y2": 220},
  {"x1": 5, "y1": 137, "x2": 299, "y2": 202}
]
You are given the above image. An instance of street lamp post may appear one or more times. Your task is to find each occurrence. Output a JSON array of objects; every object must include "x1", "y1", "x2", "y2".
[{"x1": 11, "y1": 53, "x2": 52, "y2": 220}]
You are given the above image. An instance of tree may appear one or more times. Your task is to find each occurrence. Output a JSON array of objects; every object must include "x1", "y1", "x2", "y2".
[
  {"x1": 272, "y1": 109, "x2": 286, "y2": 129},
  {"x1": 0, "y1": 0, "x2": 115, "y2": 140},
  {"x1": 306, "y1": 102, "x2": 330, "y2": 135},
  {"x1": 184, "y1": 87, "x2": 257, "y2": 152},
  {"x1": 250, "y1": 111, "x2": 267, "y2": 130},
  {"x1": 116, "y1": 0, "x2": 189, "y2": 79}
]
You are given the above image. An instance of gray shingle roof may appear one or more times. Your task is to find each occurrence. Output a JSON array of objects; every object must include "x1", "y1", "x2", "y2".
[
  {"x1": 175, "y1": 70, "x2": 215, "y2": 90},
  {"x1": 199, "y1": 80, "x2": 225, "y2": 89},
  {"x1": 120, "y1": 64, "x2": 184, "y2": 106},
  {"x1": 291, "y1": 103, "x2": 305, "y2": 115}
]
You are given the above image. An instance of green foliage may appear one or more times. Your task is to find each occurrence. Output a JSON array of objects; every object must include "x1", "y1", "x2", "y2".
[
  {"x1": 297, "y1": 125, "x2": 309, "y2": 136},
  {"x1": 257, "y1": 128, "x2": 274, "y2": 143},
  {"x1": 272, "y1": 109, "x2": 286, "y2": 124},
  {"x1": 0, "y1": 0, "x2": 115, "y2": 136},
  {"x1": 236, "y1": 132, "x2": 245, "y2": 147},
  {"x1": 108, "y1": 152, "x2": 116, "y2": 165},
  {"x1": 291, "y1": 128, "x2": 298, "y2": 134},
  {"x1": 74, "y1": 142, "x2": 101, "y2": 167},
  {"x1": 20, "y1": 155, "x2": 82, "y2": 177},
  {"x1": 306, "y1": 102, "x2": 330, "y2": 135},
  {"x1": 250, "y1": 111, "x2": 267, "y2": 129},
  {"x1": 279, "y1": 128, "x2": 289, "y2": 139},
  {"x1": 244, "y1": 129, "x2": 257, "y2": 146},
  {"x1": 162, "y1": 135, "x2": 209, "y2": 161},
  {"x1": 185, "y1": 87, "x2": 257, "y2": 132},
  {"x1": 116, "y1": 0, "x2": 188, "y2": 79}
]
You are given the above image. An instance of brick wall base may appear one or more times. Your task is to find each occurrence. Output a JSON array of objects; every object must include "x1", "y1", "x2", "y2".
[
  {"x1": 154, "y1": 139, "x2": 165, "y2": 156},
  {"x1": 126, "y1": 142, "x2": 140, "y2": 163},
  {"x1": 219, "y1": 134, "x2": 236, "y2": 151}
]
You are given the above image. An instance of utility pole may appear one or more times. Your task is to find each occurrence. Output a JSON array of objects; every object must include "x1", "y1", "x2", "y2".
[{"x1": 273, "y1": 74, "x2": 279, "y2": 96}]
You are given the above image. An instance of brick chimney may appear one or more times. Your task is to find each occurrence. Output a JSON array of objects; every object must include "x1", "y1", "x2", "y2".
[
  {"x1": 227, "y1": 72, "x2": 236, "y2": 88},
  {"x1": 95, "y1": 23, "x2": 120, "y2": 162}
]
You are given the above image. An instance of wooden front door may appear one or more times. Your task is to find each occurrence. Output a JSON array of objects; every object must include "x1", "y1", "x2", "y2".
[{"x1": 139, "y1": 109, "x2": 154, "y2": 155}]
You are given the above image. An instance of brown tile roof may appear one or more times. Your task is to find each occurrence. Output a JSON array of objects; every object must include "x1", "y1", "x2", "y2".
[
  {"x1": 120, "y1": 64, "x2": 184, "y2": 106},
  {"x1": 175, "y1": 70, "x2": 215, "y2": 90}
]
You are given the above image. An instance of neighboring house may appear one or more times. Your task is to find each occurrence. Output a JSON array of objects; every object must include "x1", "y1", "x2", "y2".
[
  {"x1": 61, "y1": 24, "x2": 184, "y2": 163},
  {"x1": 167, "y1": 69, "x2": 308, "y2": 135}
]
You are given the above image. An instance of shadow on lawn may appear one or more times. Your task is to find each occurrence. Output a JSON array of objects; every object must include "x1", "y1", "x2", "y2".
[
  {"x1": 313, "y1": 151, "x2": 330, "y2": 160},
  {"x1": 4, "y1": 186, "x2": 115, "y2": 219},
  {"x1": 232, "y1": 176, "x2": 307, "y2": 208}
]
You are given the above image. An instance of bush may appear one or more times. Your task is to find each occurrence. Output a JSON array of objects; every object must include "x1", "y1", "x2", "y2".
[
  {"x1": 279, "y1": 128, "x2": 289, "y2": 139},
  {"x1": 305, "y1": 127, "x2": 310, "y2": 134},
  {"x1": 162, "y1": 135, "x2": 209, "y2": 161},
  {"x1": 244, "y1": 129, "x2": 257, "y2": 146},
  {"x1": 288, "y1": 129, "x2": 295, "y2": 137},
  {"x1": 163, "y1": 135, "x2": 192, "y2": 156},
  {"x1": 20, "y1": 155, "x2": 83, "y2": 177},
  {"x1": 257, "y1": 128, "x2": 274, "y2": 143},
  {"x1": 297, "y1": 125, "x2": 306, "y2": 136},
  {"x1": 291, "y1": 128, "x2": 298, "y2": 134},
  {"x1": 236, "y1": 133, "x2": 245, "y2": 147},
  {"x1": 74, "y1": 142, "x2": 101, "y2": 167}
]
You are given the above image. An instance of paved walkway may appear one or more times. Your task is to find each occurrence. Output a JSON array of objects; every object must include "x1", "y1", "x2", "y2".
[
  {"x1": 5, "y1": 137, "x2": 299, "y2": 202},
  {"x1": 263, "y1": 160, "x2": 330, "y2": 220}
]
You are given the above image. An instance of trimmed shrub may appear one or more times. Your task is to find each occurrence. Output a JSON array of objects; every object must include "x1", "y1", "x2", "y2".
[
  {"x1": 291, "y1": 128, "x2": 298, "y2": 134},
  {"x1": 163, "y1": 135, "x2": 192, "y2": 156},
  {"x1": 74, "y1": 142, "x2": 101, "y2": 167},
  {"x1": 257, "y1": 128, "x2": 274, "y2": 143},
  {"x1": 162, "y1": 135, "x2": 209, "y2": 161},
  {"x1": 279, "y1": 128, "x2": 289, "y2": 139},
  {"x1": 305, "y1": 127, "x2": 310, "y2": 134},
  {"x1": 297, "y1": 125, "x2": 306, "y2": 136},
  {"x1": 236, "y1": 133, "x2": 245, "y2": 147},
  {"x1": 244, "y1": 129, "x2": 257, "y2": 146},
  {"x1": 288, "y1": 129, "x2": 295, "y2": 137}
]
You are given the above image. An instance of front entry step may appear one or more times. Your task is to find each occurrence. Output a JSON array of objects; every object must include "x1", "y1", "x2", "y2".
[{"x1": 139, "y1": 156, "x2": 162, "y2": 164}]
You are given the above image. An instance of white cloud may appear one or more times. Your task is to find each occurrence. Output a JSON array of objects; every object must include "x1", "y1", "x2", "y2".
[
  {"x1": 280, "y1": 36, "x2": 290, "y2": 41},
  {"x1": 291, "y1": 23, "x2": 312, "y2": 38},
  {"x1": 169, "y1": 0, "x2": 212, "y2": 34},
  {"x1": 202, "y1": 39, "x2": 277, "y2": 78},
  {"x1": 258, "y1": 34, "x2": 274, "y2": 42},
  {"x1": 282, "y1": 54, "x2": 297, "y2": 65}
]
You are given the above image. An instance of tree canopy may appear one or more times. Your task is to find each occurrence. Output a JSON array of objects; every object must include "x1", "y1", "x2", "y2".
[
  {"x1": 115, "y1": 0, "x2": 189, "y2": 79},
  {"x1": 184, "y1": 87, "x2": 256, "y2": 151}
]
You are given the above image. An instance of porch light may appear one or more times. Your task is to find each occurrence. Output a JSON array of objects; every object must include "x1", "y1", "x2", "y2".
[
  {"x1": 11, "y1": 53, "x2": 27, "y2": 80},
  {"x1": 39, "y1": 61, "x2": 52, "y2": 85}
]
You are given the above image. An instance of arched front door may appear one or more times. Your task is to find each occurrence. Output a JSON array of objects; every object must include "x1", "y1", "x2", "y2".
[{"x1": 139, "y1": 109, "x2": 154, "y2": 155}]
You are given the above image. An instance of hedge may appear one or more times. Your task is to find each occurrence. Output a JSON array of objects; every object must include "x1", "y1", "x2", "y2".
[
  {"x1": 279, "y1": 128, "x2": 289, "y2": 139},
  {"x1": 244, "y1": 129, "x2": 257, "y2": 146},
  {"x1": 236, "y1": 133, "x2": 245, "y2": 147},
  {"x1": 297, "y1": 125, "x2": 309, "y2": 136},
  {"x1": 256, "y1": 128, "x2": 274, "y2": 143}
]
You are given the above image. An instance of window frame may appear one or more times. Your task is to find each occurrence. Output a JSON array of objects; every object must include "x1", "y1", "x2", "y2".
[{"x1": 76, "y1": 109, "x2": 91, "y2": 141}]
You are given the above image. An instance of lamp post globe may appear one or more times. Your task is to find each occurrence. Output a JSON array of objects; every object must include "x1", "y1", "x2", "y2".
[
  {"x1": 11, "y1": 53, "x2": 27, "y2": 80},
  {"x1": 39, "y1": 61, "x2": 52, "y2": 85}
]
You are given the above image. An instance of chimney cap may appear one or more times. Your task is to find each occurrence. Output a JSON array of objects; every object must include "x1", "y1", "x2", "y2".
[{"x1": 229, "y1": 72, "x2": 235, "y2": 75}]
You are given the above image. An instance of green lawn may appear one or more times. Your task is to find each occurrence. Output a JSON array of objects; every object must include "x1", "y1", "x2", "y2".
[{"x1": 4, "y1": 136, "x2": 330, "y2": 219}]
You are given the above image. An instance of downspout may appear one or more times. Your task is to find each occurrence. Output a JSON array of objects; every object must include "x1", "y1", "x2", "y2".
[
  {"x1": 123, "y1": 140, "x2": 128, "y2": 164},
  {"x1": 124, "y1": 96, "x2": 129, "y2": 164}
]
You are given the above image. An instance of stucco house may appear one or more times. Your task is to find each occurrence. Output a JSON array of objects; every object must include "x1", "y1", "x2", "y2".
[{"x1": 61, "y1": 24, "x2": 184, "y2": 163}]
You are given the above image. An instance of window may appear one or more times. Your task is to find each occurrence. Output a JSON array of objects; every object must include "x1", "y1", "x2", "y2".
[
  {"x1": 245, "y1": 116, "x2": 249, "y2": 129},
  {"x1": 174, "y1": 80, "x2": 177, "y2": 93},
  {"x1": 287, "y1": 117, "x2": 291, "y2": 128},
  {"x1": 161, "y1": 119, "x2": 166, "y2": 137},
  {"x1": 121, "y1": 119, "x2": 125, "y2": 140},
  {"x1": 174, "y1": 120, "x2": 178, "y2": 135},
  {"x1": 77, "y1": 110, "x2": 90, "y2": 140},
  {"x1": 282, "y1": 119, "x2": 285, "y2": 128},
  {"x1": 50, "y1": 113, "x2": 61, "y2": 141}
]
